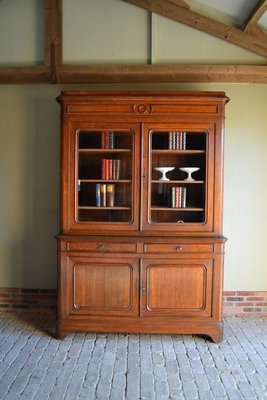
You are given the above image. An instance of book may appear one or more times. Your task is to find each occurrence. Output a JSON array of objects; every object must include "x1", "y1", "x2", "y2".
[
  {"x1": 96, "y1": 183, "x2": 101, "y2": 206},
  {"x1": 101, "y1": 131, "x2": 115, "y2": 149},
  {"x1": 168, "y1": 132, "x2": 172, "y2": 149},
  {"x1": 182, "y1": 187, "x2": 187, "y2": 208},
  {"x1": 182, "y1": 132, "x2": 186, "y2": 150},
  {"x1": 106, "y1": 184, "x2": 115, "y2": 207},
  {"x1": 109, "y1": 131, "x2": 115, "y2": 149},
  {"x1": 100, "y1": 184, "x2": 106, "y2": 207},
  {"x1": 171, "y1": 187, "x2": 176, "y2": 208},
  {"x1": 170, "y1": 186, "x2": 187, "y2": 208},
  {"x1": 101, "y1": 158, "x2": 121, "y2": 180},
  {"x1": 115, "y1": 159, "x2": 121, "y2": 180},
  {"x1": 175, "y1": 186, "x2": 182, "y2": 208}
]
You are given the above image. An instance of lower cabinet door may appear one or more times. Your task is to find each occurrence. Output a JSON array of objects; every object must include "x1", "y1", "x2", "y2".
[
  {"x1": 64, "y1": 255, "x2": 139, "y2": 316},
  {"x1": 141, "y1": 258, "x2": 213, "y2": 318}
]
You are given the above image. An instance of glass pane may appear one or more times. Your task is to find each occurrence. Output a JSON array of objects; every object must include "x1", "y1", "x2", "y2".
[
  {"x1": 76, "y1": 130, "x2": 133, "y2": 223},
  {"x1": 150, "y1": 130, "x2": 207, "y2": 224}
]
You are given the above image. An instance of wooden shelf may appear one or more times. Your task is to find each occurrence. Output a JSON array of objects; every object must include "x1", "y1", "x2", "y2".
[
  {"x1": 78, "y1": 206, "x2": 131, "y2": 210},
  {"x1": 79, "y1": 149, "x2": 131, "y2": 153},
  {"x1": 79, "y1": 179, "x2": 131, "y2": 183},
  {"x1": 151, "y1": 207, "x2": 204, "y2": 211},
  {"x1": 151, "y1": 180, "x2": 204, "y2": 184},
  {"x1": 152, "y1": 150, "x2": 205, "y2": 154}
]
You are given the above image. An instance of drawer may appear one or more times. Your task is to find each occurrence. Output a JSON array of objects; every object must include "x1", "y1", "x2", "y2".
[
  {"x1": 66, "y1": 241, "x2": 137, "y2": 253},
  {"x1": 144, "y1": 243, "x2": 214, "y2": 253}
]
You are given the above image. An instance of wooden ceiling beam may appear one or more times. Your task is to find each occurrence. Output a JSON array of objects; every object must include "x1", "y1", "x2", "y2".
[
  {"x1": 45, "y1": 0, "x2": 62, "y2": 68},
  {"x1": 166, "y1": 0, "x2": 189, "y2": 9},
  {"x1": 56, "y1": 64, "x2": 267, "y2": 84},
  {"x1": 243, "y1": 0, "x2": 267, "y2": 32},
  {"x1": 122, "y1": 0, "x2": 267, "y2": 58},
  {"x1": 0, "y1": 1, "x2": 267, "y2": 84},
  {"x1": 0, "y1": 67, "x2": 51, "y2": 84},
  {"x1": 1, "y1": 64, "x2": 266, "y2": 84}
]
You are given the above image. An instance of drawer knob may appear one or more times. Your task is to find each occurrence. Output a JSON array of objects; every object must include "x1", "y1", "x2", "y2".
[
  {"x1": 176, "y1": 246, "x2": 183, "y2": 251},
  {"x1": 97, "y1": 244, "x2": 107, "y2": 250}
]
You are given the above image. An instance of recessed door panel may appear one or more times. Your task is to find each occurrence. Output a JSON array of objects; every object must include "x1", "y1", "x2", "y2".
[
  {"x1": 141, "y1": 258, "x2": 213, "y2": 317},
  {"x1": 67, "y1": 256, "x2": 139, "y2": 316}
]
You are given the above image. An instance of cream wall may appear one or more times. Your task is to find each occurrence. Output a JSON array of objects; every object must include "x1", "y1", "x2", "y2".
[{"x1": 0, "y1": 0, "x2": 267, "y2": 290}]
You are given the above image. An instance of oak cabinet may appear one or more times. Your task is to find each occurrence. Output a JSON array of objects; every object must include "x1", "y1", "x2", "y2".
[{"x1": 56, "y1": 91, "x2": 228, "y2": 342}]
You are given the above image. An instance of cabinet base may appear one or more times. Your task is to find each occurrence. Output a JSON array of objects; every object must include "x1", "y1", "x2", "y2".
[{"x1": 56, "y1": 318, "x2": 223, "y2": 343}]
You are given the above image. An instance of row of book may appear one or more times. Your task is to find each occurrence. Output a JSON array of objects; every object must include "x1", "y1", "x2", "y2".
[
  {"x1": 101, "y1": 131, "x2": 115, "y2": 149},
  {"x1": 96, "y1": 183, "x2": 115, "y2": 207},
  {"x1": 101, "y1": 159, "x2": 121, "y2": 180},
  {"x1": 168, "y1": 132, "x2": 186, "y2": 150},
  {"x1": 170, "y1": 186, "x2": 187, "y2": 208}
]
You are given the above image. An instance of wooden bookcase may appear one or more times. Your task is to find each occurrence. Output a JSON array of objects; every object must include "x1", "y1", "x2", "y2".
[{"x1": 56, "y1": 91, "x2": 229, "y2": 342}]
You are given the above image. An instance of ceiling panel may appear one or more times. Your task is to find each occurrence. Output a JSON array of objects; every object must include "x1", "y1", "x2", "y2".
[
  {"x1": 258, "y1": 12, "x2": 267, "y2": 29},
  {"x1": 191, "y1": 0, "x2": 261, "y2": 25}
]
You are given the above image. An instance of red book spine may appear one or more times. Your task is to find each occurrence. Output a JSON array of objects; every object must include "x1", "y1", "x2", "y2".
[
  {"x1": 175, "y1": 187, "x2": 179, "y2": 208},
  {"x1": 101, "y1": 159, "x2": 105, "y2": 179},
  {"x1": 108, "y1": 159, "x2": 112, "y2": 180},
  {"x1": 104, "y1": 159, "x2": 109, "y2": 179}
]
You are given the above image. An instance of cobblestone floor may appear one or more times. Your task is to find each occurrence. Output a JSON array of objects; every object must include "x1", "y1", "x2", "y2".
[{"x1": 0, "y1": 314, "x2": 266, "y2": 400}]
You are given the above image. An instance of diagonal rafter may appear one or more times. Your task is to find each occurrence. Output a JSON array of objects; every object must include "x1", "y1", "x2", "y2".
[
  {"x1": 122, "y1": 0, "x2": 267, "y2": 58},
  {"x1": 243, "y1": 0, "x2": 267, "y2": 32}
]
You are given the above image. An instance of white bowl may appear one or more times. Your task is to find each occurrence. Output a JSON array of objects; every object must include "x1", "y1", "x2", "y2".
[
  {"x1": 179, "y1": 167, "x2": 200, "y2": 181},
  {"x1": 154, "y1": 167, "x2": 175, "y2": 181}
]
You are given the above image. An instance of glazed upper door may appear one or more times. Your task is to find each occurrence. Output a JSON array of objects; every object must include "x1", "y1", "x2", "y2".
[
  {"x1": 141, "y1": 123, "x2": 217, "y2": 233},
  {"x1": 61, "y1": 122, "x2": 140, "y2": 233}
]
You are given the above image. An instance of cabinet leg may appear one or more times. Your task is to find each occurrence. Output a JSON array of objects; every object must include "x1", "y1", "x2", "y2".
[
  {"x1": 56, "y1": 323, "x2": 67, "y2": 340},
  {"x1": 209, "y1": 324, "x2": 223, "y2": 343}
]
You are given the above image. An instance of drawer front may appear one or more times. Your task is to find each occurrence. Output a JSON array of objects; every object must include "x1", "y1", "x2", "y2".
[
  {"x1": 66, "y1": 241, "x2": 137, "y2": 253},
  {"x1": 144, "y1": 243, "x2": 214, "y2": 253}
]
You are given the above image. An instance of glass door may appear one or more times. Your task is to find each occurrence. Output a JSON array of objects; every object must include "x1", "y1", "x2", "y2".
[
  {"x1": 142, "y1": 124, "x2": 215, "y2": 233},
  {"x1": 66, "y1": 123, "x2": 140, "y2": 232}
]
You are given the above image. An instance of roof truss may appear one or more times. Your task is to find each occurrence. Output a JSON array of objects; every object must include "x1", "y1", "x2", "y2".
[
  {"x1": 243, "y1": 0, "x2": 267, "y2": 32},
  {"x1": 0, "y1": 0, "x2": 266, "y2": 84},
  {"x1": 122, "y1": 0, "x2": 267, "y2": 57}
]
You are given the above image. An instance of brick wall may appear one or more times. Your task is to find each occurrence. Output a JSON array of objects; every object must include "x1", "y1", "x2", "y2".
[
  {"x1": 1, "y1": 288, "x2": 267, "y2": 316},
  {"x1": 0, "y1": 288, "x2": 57, "y2": 313},
  {"x1": 223, "y1": 291, "x2": 267, "y2": 317}
]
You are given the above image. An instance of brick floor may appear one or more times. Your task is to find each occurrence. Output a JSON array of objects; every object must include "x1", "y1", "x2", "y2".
[{"x1": 0, "y1": 314, "x2": 266, "y2": 399}]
